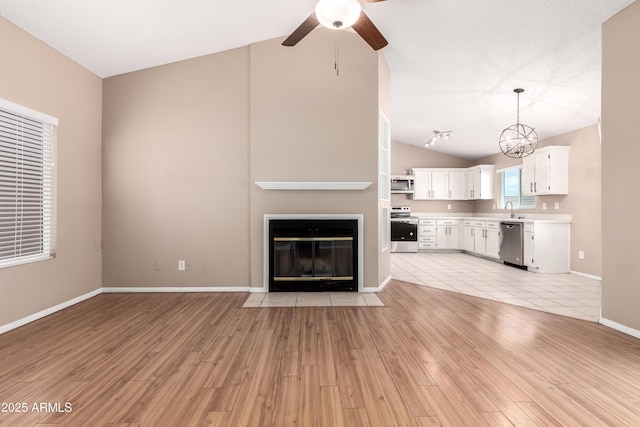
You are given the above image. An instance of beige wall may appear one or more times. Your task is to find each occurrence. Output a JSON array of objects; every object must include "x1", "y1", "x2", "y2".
[
  {"x1": 103, "y1": 29, "x2": 387, "y2": 290},
  {"x1": 248, "y1": 30, "x2": 384, "y2": 289},
  {"x1": 390, "y1": 141, "x2": 475, "y2": 213},
  {"x1": 102, "y1": 49, "x2": 251, "y2": 287},
  {"x1": 475, "y1": 124, "x2": 602, "y2": 277},
  {"x1": 0, "y1": 17, "x2": 102, "y2": 326},
  {"x1": 602, "y1": 1, "x2": 640, "y2": 330}
]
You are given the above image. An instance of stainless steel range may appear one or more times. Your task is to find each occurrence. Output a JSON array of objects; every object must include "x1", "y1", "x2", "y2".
[{"x1": 390, "y1": 206, "x2": 418, "y2": 253}]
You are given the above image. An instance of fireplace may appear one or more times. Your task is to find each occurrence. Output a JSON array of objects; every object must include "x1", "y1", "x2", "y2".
[{"x1": 267, "y1": 217, "x2": 359, "y2": 292}]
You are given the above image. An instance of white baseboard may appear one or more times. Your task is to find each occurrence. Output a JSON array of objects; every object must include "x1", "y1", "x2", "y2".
[
  {"x1": 600, "y1": 317, "x2": 640, "y2": 339},
  {"x1": 0, "y1": 288, "x2": 102, "y2": 335},
  {"x1": 570, "y1": 270, "x2": 602, "y2": 281},
  {"x1": 102, "y1": 286, "x2": 251, "y2": 293},
  {"x1": 372, "y1": 275, "x2": 392, "y2": 292}
]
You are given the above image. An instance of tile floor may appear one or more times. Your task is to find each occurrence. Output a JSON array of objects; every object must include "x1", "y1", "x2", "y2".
[
  {"x1": 392, "y1": 252, "x2": 601, "y2": 321},
  {"x1": 243, "y1": 291, "x2": 385, "y2": 308}
]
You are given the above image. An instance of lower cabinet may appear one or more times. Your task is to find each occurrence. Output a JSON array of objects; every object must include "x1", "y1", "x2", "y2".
[
  {"x1": 472, "y1": 220, "x2": 500, "y2": 259},
  {"x1": 462, "y1": 220, "x2": 475, "y2": 252},
  {"x1": 523, "y1": 222, "x2": 570, "y2": 273},
  {"x1": 436, "y1": 219, "x2": 460, "y2": 249},
  {"x1": 414, "y1": 216, "x2": 570, "y2": 273},
  {"x1": 418, "y1": 219, "x2": 436, "y2": 250},
  {"x1": 473, "y1": 221, "x2": 487, "y2": 255},
  {"x1": 485, "y1": 222, "x2": 501, "y2": 259}
]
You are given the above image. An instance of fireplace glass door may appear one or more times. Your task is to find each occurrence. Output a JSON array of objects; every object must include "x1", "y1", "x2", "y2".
[
  {"x1": 269, "y1": 219, "x2": 358, "y2": 292},
  {"x1": 273, "y1": 237, "x2": 353, "y2": 283}
]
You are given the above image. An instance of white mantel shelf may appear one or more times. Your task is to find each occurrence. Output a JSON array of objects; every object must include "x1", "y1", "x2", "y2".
[{"x1": 255, "y1": 181, "x2": 372, "y2": 191}]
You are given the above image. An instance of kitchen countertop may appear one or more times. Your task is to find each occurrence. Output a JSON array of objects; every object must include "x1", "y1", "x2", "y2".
[{"x1": 412, "y1": 213, "x2": 572, "y2": 224}]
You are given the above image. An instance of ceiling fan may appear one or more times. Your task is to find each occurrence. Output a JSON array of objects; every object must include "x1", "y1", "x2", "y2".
[{"x1": 282, "y1": 0, "x2": 388, "y2": 51}]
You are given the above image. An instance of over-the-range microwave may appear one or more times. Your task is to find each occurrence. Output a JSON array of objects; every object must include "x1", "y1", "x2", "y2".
[{"x1": 390, "y1": 175, "x2": 414, "y2": 194}]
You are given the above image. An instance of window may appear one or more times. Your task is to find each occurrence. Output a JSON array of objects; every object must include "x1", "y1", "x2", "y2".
[
  {"x1": 499, "y1": 167, "x2": 535, "y2": 209},
  {"x1": 0, "y1": 99, "x2": 57, "y2": 268}
]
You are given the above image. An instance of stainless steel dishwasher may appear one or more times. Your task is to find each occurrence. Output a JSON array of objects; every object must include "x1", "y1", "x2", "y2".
[{"x1": 500, "y1": 221, "x2": 524, "y2": 266}]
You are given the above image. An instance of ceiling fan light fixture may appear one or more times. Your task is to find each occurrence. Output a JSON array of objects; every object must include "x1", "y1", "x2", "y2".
[{"x1": 315, "y1": 0, "x2": 362, "y2": 29}]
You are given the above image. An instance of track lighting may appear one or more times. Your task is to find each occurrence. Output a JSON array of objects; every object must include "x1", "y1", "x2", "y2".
[{"x1": 426, "y1": 130, "x2": 452, "y2": 147}]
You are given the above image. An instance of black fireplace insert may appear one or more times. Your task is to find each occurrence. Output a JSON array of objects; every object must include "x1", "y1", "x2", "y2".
[{"x1": 268, "y1": 219, "x2": 358, "y2": 292}]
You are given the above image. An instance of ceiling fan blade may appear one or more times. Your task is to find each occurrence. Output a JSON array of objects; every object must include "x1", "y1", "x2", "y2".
[
  {"x1": 351, "y1": 11, "x2": 388, "y2": 50},
  {"x1": 282, "y1": 13, "x2": 320, "y2": 47}
]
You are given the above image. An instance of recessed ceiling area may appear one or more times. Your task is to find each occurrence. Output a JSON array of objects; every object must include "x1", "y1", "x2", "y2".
[{"x1": 0, "y1": 0, "x2": 635, "y2": 159}]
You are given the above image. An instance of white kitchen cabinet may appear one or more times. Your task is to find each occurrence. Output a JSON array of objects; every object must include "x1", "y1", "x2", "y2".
[
  {"x1": 485, "y1": 221, "x2": 501, "y2": 259},
  {"x1": 412, "y1": 168, "x2": 466, "y2": 200},
  {"x1": 418, "y1": 218, "x2": 437, "y2": 250},
  {"x1": 523, "y1": 222, "x2": 570, "y2": 273},
  {"x1": 431, "y1": 170, "x2": 448, "y2": 199},
  {"x1": 448, "y1": 170, "x2": 467, "y2": 200},
  {"x1": 436, "y1": 219, "x2": 460, "y2": 249},
  {"x1": 473, "y1": 221, "x2": 487, "y2": 255},
  {"x1": 462, "y1": 220, "x2": 475, "y2": 252},
  {"x1": 466, "y1": 165, "x2": 495, "y2": 200},
  {"x1": 524, "y1": 224, "x2": 534, "y2": 268},
  {"x1": 412, "y1": 169, "x2": 433, "y2": 200},
  {"x1": 473, "y1": 220, "x2": 500, "y2": 259},
  {"x1": 522, "y1": 146, "x2": 570, "y2": 196}
]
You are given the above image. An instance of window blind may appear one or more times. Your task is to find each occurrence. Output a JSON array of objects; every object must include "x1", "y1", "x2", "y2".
[
  {"x1": 0, "y1": 103, "x2": 56, "y2": 268},
  {"x1": 500, "y1": 167, "x2": 535, "y2": 209},
  {"x1": 502, "y1": 168, "x2": 520, "y2": 206}
]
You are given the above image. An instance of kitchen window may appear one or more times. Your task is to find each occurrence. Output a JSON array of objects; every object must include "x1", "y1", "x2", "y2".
[
  {"x1": 499, "y1": 166, "x2": 535, "y2": 209},
  {"x1": 0, "y1": 99, "x2": 57, "y2": 269}
]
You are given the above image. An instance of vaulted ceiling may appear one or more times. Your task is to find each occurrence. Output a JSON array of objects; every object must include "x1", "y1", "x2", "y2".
[{"x1": 0, "y1": 0, "x2": 635, "y2": 159}]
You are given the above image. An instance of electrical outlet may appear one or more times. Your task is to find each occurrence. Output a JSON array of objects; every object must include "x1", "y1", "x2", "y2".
[
  {"x1": 554, "y1": 202, "x2": 560, "y2": 210},
  {"x1": 542, "y1": 202, "x2": 547, "y2": 210},
  {"x1": 93, "y1": 240, "x2": 102, "y2": 252},
  {"x1": 578, "y1": 250, "x2": 585, "y2": 260},
  {"x1": 447, "y1": 204, "x2": 452, "y2": 210},
  {"x1": 178, "y1": 260, "x2": 186, "y2": 271}
]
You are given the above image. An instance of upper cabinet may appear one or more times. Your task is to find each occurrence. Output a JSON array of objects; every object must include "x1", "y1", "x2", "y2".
[
  {"x1": 522, "y1": 146, "x2": 570, "y2": 196},
  {"x1": 412, "y1": 168, "x2": 466, "y2": 200},
  {"x1": 412, "y1": 169, "x2": 433, "y2": 199},
  {"x1": 448, "y1": 170, "x2": 467, "y2": 199},
  {"x1": 411, "y1": 166, "x2": 494, "y2": 201},
  {"x1": 466, "y1": 165, "x2": 495, "y2": 200}
]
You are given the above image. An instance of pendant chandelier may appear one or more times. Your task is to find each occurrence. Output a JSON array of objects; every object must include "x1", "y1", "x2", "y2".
[{"x1": 498, "y1": 88, "x2": 538, "y2": 158}]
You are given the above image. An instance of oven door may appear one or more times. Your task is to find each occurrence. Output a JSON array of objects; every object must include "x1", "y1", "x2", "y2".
[{"x1": 390, "y1": 218, "x2": 418, "y2": 253}]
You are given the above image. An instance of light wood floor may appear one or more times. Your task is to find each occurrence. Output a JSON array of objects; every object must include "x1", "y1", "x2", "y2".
[{"x1": 1, "y1": 281, "x2": 639, "y2": 426}]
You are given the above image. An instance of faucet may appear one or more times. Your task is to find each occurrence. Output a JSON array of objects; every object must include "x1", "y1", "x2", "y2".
[{"x1": 505, "y1": 201, "x2": 515, "y2": 218}]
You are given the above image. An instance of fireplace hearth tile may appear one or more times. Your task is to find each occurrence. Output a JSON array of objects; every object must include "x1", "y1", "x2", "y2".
[
  {"x1": 330, "y1": 292, "x2": 368, "y2": 306},
  {"x1": 361, "y1": 293, "x2": 385, "y2": 306},
  {"x1": 296, "y1": 293, "x2": 331, "y2": 307},
  {"x1": 242, "y1": 293, "x2": 266, "y2": 307},
  {"x1": 242, "y1": 292, "x2": 385, "y2": 308},
  {"x1": 260, "y1": 292, "x2": 298, "y2": 307}
]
